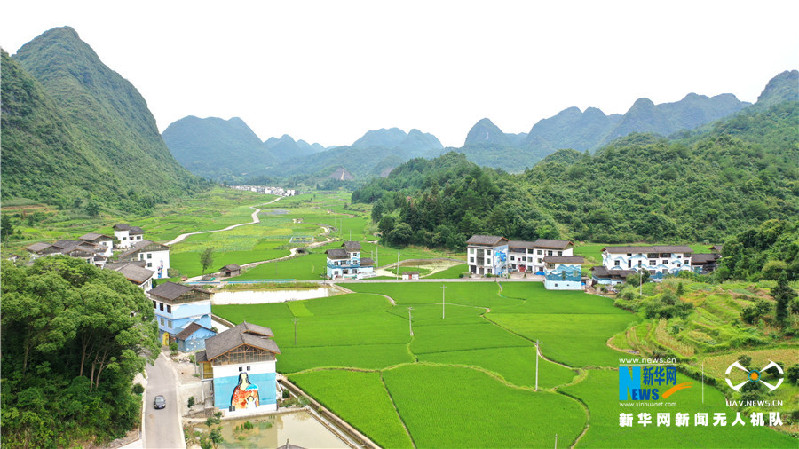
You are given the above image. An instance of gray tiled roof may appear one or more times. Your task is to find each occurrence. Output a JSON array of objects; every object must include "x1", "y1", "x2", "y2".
[
  {"x1": 466, "y1": 235, "x2": 507, "y2": 246},
  {"x1": 326, "y1": 248, "x2": 348, "y2": 259},
  {"x1": 108, "y1": 263, "x2": 154, "y2": 284},
  {"x1": 221, "y1": 264, "x2": 241, "y2": 271},
  {"x1": 359, "y1": 257, "x2": 375, "y2": 266},
  {"x1": 590, "y1": 266, "x2": 636, "y2": 279},
  {"x1": 204, "y1": 321, "x2": 279, "y2": 361},
  {"x1": 114, "y1": 224, "x2": 144, "y2": 234},
  {"x1": 119, "y1": 240, "x2": 169, "y2": 258},
  {"x1": 79, "y1": 232, "x2": 113, "y2": 241},
  {"x1": 603, "y1": 246, "x2": 693, "y2": 254},
  {"x1": 691, "y1": 254, "x2": 720, "y2": 264},
  {"x1": 542, "y1": 256, "x2": 585, "y2": 264},
  {"x1": 147, "y1": 281, "x2": 209, "y2": 301},
  {"x1": 26, "y1": 242, "x2": 52, "y2": 253},
  {"x1": 342, "y1": 241, "x2": 361, "y2": 252},
  {"x1": 532, "y1": 239, "x2": 573, "y2": 249}
]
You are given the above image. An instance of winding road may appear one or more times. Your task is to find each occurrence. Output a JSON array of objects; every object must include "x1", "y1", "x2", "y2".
[{"x1": 163, "y1": 197, "x2": 282, "y2": 246}]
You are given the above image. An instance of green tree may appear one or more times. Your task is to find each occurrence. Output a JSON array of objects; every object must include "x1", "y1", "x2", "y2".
[
  {"x1": 772, "y1": 277, "x2": 797, "y2": 326},
  {"x1": 1, "y1": 256, "x2": 158, "y2": 447},
  {"x1": 200, "y1": 248, "x2": 214, "y2": 274},
  {"x1": 0, "y1": 214, "x2": 13, "y2": 242}
]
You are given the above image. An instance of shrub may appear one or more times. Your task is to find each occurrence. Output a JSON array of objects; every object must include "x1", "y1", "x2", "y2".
[
  {"x1": 132, "y1": 383, "x2": 144, "y2": 395},
  {"x1": 282, "y1": 389, "x2": 290, "y2": 399},
  {"x1": 738, "y1": 354, "x2": 752, "y2": 367},
  {"x1": 787, "y1": 364, "x2": 799, "y2": 384},
  {"x1": 169, "y1": 342, "x2": 178, "y2": 352},
  {"x1": 188, "y1": 396, "x2": 195, "y2": 407}
]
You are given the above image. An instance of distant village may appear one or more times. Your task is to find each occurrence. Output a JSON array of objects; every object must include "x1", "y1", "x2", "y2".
[{"x1": 227, "y1": 185, "x2": 297, "y2": 196}]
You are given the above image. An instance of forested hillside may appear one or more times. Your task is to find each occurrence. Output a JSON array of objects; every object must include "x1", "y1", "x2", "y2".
[
  {"x1": 1, "y1": 27, "x2": 205, "y2": 213},
  {"x1": 354, "y1": 98, "x2": 799, "y2": 255}
]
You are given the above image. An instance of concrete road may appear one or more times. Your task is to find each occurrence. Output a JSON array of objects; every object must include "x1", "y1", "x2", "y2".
[{"x1": 145, "y1": 354, "x2": 185, "y2": 449}]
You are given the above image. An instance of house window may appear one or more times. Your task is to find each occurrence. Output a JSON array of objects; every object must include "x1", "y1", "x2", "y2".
[
  {"x1": 122, "y1": 237, "x2": 127, "y2": 240},
  {"x1": 147, "y1": 253, "x2": 152, "y2": 259},
  {"x1": 247, "y1": 366, "x2": 251, "y2": 371},
  {"x1": 555, "y1": 283, "x2": 559, "y2": 288},
  {"x1": 614, "y1": 260, "x2": 621, "y2": 266},
  {"x1": 159, "y1": 317, "x2": 164, "y2": 325},
  {"x1": 628, "y1": 261, "x2": 632, "y2": 268},
  {"x1": 537, "y1": 250, "x2": 542, "y2": 255},
  {"x1": 470, "y1": 257, "x2": 474, "y2": 263},
  {"x1": 627, "y1": 253, "x2": 632, "y2": 257},
  {"x1": 160, "y1": 303, "x2": 164, "y2": 311},
  {"x1": 662, "y1": 260, "x2": 668, "y2": 265},
  {"x1": 166, "y1": 304, "x2": 171, "y2": 313},
  {"x1": 684, "y1": 260, "x2": 689, "y2": 265},
  {"x1": 510, "y1": 256, "x2": 515, "y2": 261},
  {"x1": 558, "y1": 251, "x2": 563, "y2": 256},
  {"x1": 537, "y1": 258, "x2": 542, "y2": 263},
  {"x1": 147, "y1": 263, "x2": 152, "y2": 268},
  {"x1": 650, "y1": 260, "x2": 656, "y2": 265},
  {"x1": 153, "y1": 300, "x2": 156, "y2": 309},
  {"x1": 239, "y1": 366, "x2": 243, "y2": 372},
  {"x1": 637, "y1": 261, "x2": 642, "y2": 267},
  {"x1": 547, "y1": 251, "x2": 553, "y2": 256},
  {"x1": 487, "y1": 250, "x2": 492, "y2": 256},
  {"x1": 168, "y1": 319, "x2": 172, "y2": 328}
]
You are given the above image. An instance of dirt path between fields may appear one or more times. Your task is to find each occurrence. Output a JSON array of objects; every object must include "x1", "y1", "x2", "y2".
[{"x1": 163, "y1": 196, "x2": 282, "y2": 246}]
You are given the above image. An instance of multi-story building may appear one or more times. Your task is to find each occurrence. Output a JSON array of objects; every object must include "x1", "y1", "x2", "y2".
[
  {"x1": 148, "y1": 281, "x2": 215, "y2": 347},
  {"x1": 602, "y1": 245, "x2": 693, "y2": 280},
  {"x1": 26, "y1": 239, "x2": 108, "y2": 268},
  {"x1": 78, "y1": 232, "x2": 114, "y2": 256},
  {"x1": 466, "y1": 235, "x2": 509, "y2": 276},
  {"x1": 119, "y1": 240, "x2": 171, "y2": 279},
  {"x1": 196, "y1": 321, "x2": 281, "y2": 415},
  {"x1": 325, "y1": 241, "x2": 375, "y2": 279},
  {"x1": 113, "y1": 224, "x2": 145, "y2": 249},
  {"x1": 508, "y1": 239, "x2": 574, "y2": 274},
  {"x1": 542, "y1": 256, "x2": 585, "y2": 290}
]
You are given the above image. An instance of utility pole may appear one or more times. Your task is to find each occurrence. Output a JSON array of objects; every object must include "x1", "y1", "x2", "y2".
[
  {"x1": 554, "y1": 434, "x2": 558, "y2": 449},
  {"x1": 396, "y1": 251, "x2": 400, "y2": 281},
  {"x1": 441, "y1": 284, "x2": 446, "y2": 319},
  {"x1": 408, "y1": 307, "x2": 414, "y2": 336},
  {"x1": 535, "y1": 340, "x2": 539, "y2": 391}
]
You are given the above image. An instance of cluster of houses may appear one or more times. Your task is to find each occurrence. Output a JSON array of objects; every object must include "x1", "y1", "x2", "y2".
[
  {"x1": 465, "y1": 235, "x2": 722, "y2": 290},
  {"x1": 229, "y1": 185, "x2": 297, "y2": 196}
]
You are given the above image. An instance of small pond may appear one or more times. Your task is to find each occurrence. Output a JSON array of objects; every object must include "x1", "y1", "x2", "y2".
[{"x1": 218, "y1": 411, "x2": 348, "y2": 449}]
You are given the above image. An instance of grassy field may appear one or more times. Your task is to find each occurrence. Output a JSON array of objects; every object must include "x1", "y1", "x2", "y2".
[{"x1": 425, "y1": 264, "x2": 469, "y2": 279}]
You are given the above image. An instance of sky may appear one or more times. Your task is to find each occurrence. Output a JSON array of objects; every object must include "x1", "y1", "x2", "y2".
[{"x1": 2, "y1": 1, "x2": 797, "y2": 148}]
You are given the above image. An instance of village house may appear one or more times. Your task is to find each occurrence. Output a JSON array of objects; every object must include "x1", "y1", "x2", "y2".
[
  {"x1": 325, "y1": 241, "x2": 375, "y2": 279},
  {"x1": 466, "y1": 235, "x2": 509, "y2": 276},
  {"x1": 26, "y1": 239, "x2": 108, "y2": 268},
  {"x1": 691, "y1": 253, "x2": 722, "y2": 274},
  {"x1": 542, "y1": 256, "x2": 585, "y2": 290},
  {"x1": 220, "y1": 264, "x2": 242, "y2": 277},
  {"x1": 104, "y1": 261, "x2": 155, "y2": 290},
  {"x1": 78, "y1": 232, "x2": 114, "y2": 256},
  {"x1": 113, "y1": 223, "x2": 145, "y2": 249},
  {"x1": 402, "y1": 271, "x2": 420, "y2": 280},
  {"x1": 118, "y1": 239, "x2": 171, "y2": 279},
  {"x1": 590, "y1": 265, "x2": 636, "y2": 286},
  {"x1": 176, "y1": 322, "x2": 217, "y2": 352},
  {"x1": 148, "y1": 281, "x2": 215, "y2": 347},
  {"x1": 601, "y1": 245, "x2": 694, "y2": 280},
  {"x1": 508, "y1": 239, "x2": 574, "y2": 274},
  {"x1": 196, "y1": 321, "x2": 280, "y2": 415}
]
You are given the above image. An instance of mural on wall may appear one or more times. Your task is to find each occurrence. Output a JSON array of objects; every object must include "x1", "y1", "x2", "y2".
[{"x1": 231, "y1": 372, "x2": 260, "y2": 410}]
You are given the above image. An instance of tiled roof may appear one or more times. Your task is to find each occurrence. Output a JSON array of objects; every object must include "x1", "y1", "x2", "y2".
[
  {"x1": 590, "y1": 266, "x2": 636, "y2": 279},
  {"x1": 221, "y1": 264, "x2": 241, "y2": 271},
  {"x1": 532, "y1": 239, "x2": 573, "y2": 249},
  {"x1": 466, "y1": 235, "x2": 507, "y2": 246},
  {"x1": 603, "y1": 246, "x2": 693, "y2": 254},
  {"x1": 175, "y1": 322, "x2": 215, "y2": 341},
  {"x1": 359, "y1": 257, "x2": 375, "y2": 266},
  {"x1": 326, "y1": 248, "x2": 348, "y2": 259},
  {"x1": 79, "y1": 232, "x2": 113, "y2": 241},
  {"x1": 147, "y1": 281, "x2": 209, "y2": 301},
  {"x1": 692, "y1": 254, "x2": 720, "y2": 264},
  {"x1": 119, "y1": 240, "x2": 169, "y2": 258},
  {"x1": 106, "y1": 262, "x2": 154, "y2": 284},
  {"x1": 204, "y1": 321, "x2": 279, "y2": 361},
  {"x1": 342, "y1": 241, "x2": 361, "y2": 252},
  {"x1": 26, "y1": 242, "x2": 51, "y2": 253}
]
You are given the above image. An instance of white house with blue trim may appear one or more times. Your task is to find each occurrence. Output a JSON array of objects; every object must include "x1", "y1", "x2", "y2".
[
  {"x1": 196, "y1": 321, "x2": 280, "y2": 416},
  {"x1": 508, "y1": 239, "x2": 574, "y2": 274},
  {"x1": 148, "y1": 281, "x2": 215, "y2": 348},
  {"x1": 325, "y1": 241, "x2": 375, "y2": 279},
  {"x1": 602, "y1": 245, "x2": 694, "y2": 281},
  {"x1": 543, "y1": 256, "x2": 585, "y2": 290}
]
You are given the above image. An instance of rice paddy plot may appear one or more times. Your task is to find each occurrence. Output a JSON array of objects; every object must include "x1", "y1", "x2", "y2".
[
  {"x1": 561, "y1": 369, "x2": 796, "y2": 448},
  {"x1": 382, "y1": 364, "x2": 585, "y2": 448},
  {"x1": 289, "y1": 370, "x2": 414, "y2": 449},
  {"x1": 418, "y1": 346, "x2": 577, "y2": 389}
]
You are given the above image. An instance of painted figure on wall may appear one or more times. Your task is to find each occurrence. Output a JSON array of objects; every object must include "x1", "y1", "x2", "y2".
[{"x1": 231, "y1": 372, "x2": 259, "y2": 410}]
